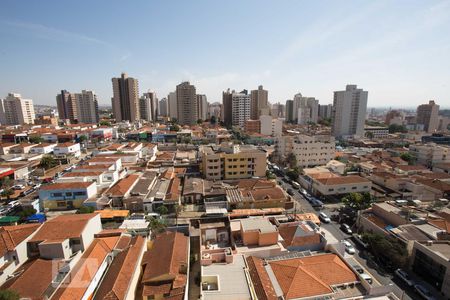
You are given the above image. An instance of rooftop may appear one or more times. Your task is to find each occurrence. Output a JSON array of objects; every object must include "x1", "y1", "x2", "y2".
[
  {"x1": 40, "y1": 181, "x2": 95, "y2": 190},
  {"x1": 0, "y1": 224, "x2": 41, "y2": 257},
  {"x1": 240, "y1": 218, "x2": 277, "y2": 233}
]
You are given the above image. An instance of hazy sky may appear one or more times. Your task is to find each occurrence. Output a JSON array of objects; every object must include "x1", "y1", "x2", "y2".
[{"x1": 1, "y1": 0, "x2": 449, "y2": 107}]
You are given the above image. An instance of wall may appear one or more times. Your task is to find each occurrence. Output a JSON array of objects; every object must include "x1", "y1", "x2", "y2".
[
  {"x1": 39, "y1": 239, "x2": 71, "y2": 259},
  {"x1": 79, "y1": 214, "x2": 102, "y2": 252}
]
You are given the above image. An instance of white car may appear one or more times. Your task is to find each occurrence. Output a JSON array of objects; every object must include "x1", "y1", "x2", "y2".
[
  {"x1": 395, "y1": 269, "x2": 414, "y2": 287},
  {"x1": 319, "y1": 212, "x2": 331, "y2": 223},
  {"x1": 343, "y1": 240, "x2": 355, "y2": 254},
  {"x1": 12, "y1": 184, "x2": 25, "y2": 190}
]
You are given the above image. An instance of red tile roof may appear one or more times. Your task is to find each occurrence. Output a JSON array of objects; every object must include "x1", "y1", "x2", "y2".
[
  {"x1": 106, "y1": 174, "x2": 140, "y2": 197},
  {"x1": 0, "y1": 224, "x2": 40, "y2": 257},
  {"x1": 316, "y1": 175, "x2": 370, "y2": 185},
  {"x1": 40, "y1": 181, "x2": 95, "y2": 190}
]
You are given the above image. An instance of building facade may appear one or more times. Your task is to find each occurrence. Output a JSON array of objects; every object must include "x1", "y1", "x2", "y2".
[
  {"x1": 111, "y1": 73, "x2": 140, "y2": 122},
  {"x1": 159, "y1": 97, "x2": 168, "y2": 117},
  {"x1": 417, "y1": 100, "x2": 440, "y2": 133},
  {"x1": 197, "y1": 94, "x2": 208, "y2": 121},
  {"x1": 232, "y1": 92, "x2": 251, "y2": 127},
  {"x1": 222, "y1": 89, "x2": 233, "y2": 126},
  {"x1": 250, "y1": 85, "x2": 269, "y2": 119},
  {"x1": 176, "y1": 82, "x2": 198, "y2": 125},
  {"x1": 0, "y1": 93, "x2": 35, "y2": 125},
  {"x1": 167, "y1": 91, "x2": 177, "y2": 120}
]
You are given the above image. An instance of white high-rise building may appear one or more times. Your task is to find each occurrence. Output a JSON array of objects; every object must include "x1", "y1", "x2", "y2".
[
  {"x1": 293, "y1": 93, "x2": 318, "y2": 124},
  {"x1": 168, "y1": 92, "x2": 177, "y2": 120},
  {"x1": 73, "y1": 90, "x2": 99, "y2": 124},
  {"x1": 139, "y1": 94, "x2": 153, "y2": 122},
  {"x1": 159, "y1": 98, "x2": 168, "y2": 117},
  {"x1": 196, "y1": 94, "x2": 208, "y2": 121},
  {"x1": 232, "y1": 92, "x2": 251, "y2": 127},
  {"x1": 0, "y1": 93, "x2": 35, "y2": 125},
  {"x1": 332, "y1": 84, "x2": 368, "y2": 138}
]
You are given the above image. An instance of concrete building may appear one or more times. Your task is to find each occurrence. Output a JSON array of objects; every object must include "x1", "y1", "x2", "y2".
[
  {"x1": 0, "y1": 93, "x2": 35, "y2": 125},
  {"x1": 208, "y1": 102, "x2": 222, "y2": 121},
  {"x1": 364, "y1": 126, "x2": 389, "y2": 139},
  {"x1": 318, "y1": 103, "x2": 333, "y2": 120},
  {"x1": 222, "y1": 89, "x2": 233, "y2": 126},
  {"x1": 111, "y1": 73, "x2": 140, "y2": 122},
  {"x1": 56, "y1": 90, "x2": 78, "y2": 122},
  {"x1": 417, "y1": 100, "x2": 440, "y2": 133},
  {"x1": 409, "y1": 143, "x2": 450, "y2": 167},
  {"x1": 285, "y1": 99, "x2": 294, "y2": 123},
  {"x1": 385, "y1": 110, "x2": 404, "y2": 126},
  {"x1": 39, "y1": 182, "x2": 97, "y2": 210},
  {"x1": 260, "y1": 115, "x2": 282, "y2": 136},
  {"x1": 200, "y1": 144, "x2": 266, "y2": 180},
  {"x1": 293, "y1": 93, "x2": 318, "y2": 124},
  {"x1": 74, "y1": 90, "x2": 99, "y2": 124},
  {"x1": 250, "y1": 85, "x2": 269, "y2": 119},
  {"x1": 232, "y1": 92, "x2": 251, "y2": 127},
  {"x1": 167, "y1": 91, "x2": 177, "y2": 119},
  {"x1": 176, "y1": 81, "x2": 198, "y2": 125},
  {"x1": 139, "y1": 90, "x2": 158, "y2": 122},
  {"x1": 276, "y1": 134, "x2": 335, "y2": 167},
  {"x1": 197, "y1": 94, "x2": 208, "y2": 121},
  {"x1": 159, "y1": 97, "x2": 168, "y2": 117},
  {"x1": 244, "y1": 119, "x2": 261, "y2": 134},
  {"x1": 332, "y1": 84, "x2": 368, "y2": 138}
]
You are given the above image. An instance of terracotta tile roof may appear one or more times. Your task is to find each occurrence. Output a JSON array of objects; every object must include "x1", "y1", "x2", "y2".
[
  {"x1": 269, "y1": 254, "x2": 359, "y2": 299},
  {"x1": 94, "y1": 236, "x2": 146, "y2": 300},
  {"x1": 53, "y1": 237, "x2": 119, "y2": 300},
  {"x1": 278, "y1": 223, "x2": 321, "y2": 248},
  {"x1": 141, "y1": 232, "x2": 188, "y2": 297},
  {"x1": 56, "y1": 142, "x2": 78, "y2": 147},
  {"x1": 396, "y1": 165, "x2": 428, "y2": 172},
  {"x1": 106, "y1": 174, "x2": 140, "y2": 197},
  {"x1": 415, "y1": 178, "x2": 450, "y2": 193},
  {"x1": 29, "y1": 213, "x2": 98, "y2": 243},
  {"x1": 246, "y1": 186, "x2": 286, "y2": 202},
  {"x1": 316, "y1": 175, "x2": 370, "y2": 185},
  {"x1": 89, "y1": 157, "x2": 120, "y2": 163},
  {"x1": 429, "y1": 219, "x2": 450, "y2": 232},
  {"x1": 95, "y1": 210, "x2": 130, "y2": 219},
  {"x1": 245, "y1": 256, "x2": 278, "y2": 300},
  {"x1": 0, "y1": 224, "x2": 40, "y2": 257},
  {"x1": 165, "y1": 177, "x2": 181, "y2": 202},
  {"x1": 62, "y1": 171, "x2": 104, "y2": 177},
  {"x1": 40, "y1": 181, "x2": 95, "y2": 190},
  {"x1": 236, "y1": 178, "x2": 275, "y2": 189},
  {"x1": 156, "y1": 152, "x2": 176, "y2": 161},
  {"x1": 5, "y1": 258, "x2": 63, "y2": 299}
]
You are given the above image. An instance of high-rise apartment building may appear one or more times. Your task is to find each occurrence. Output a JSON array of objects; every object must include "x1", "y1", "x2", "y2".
[
  {"x1": 332, "y1": 84, "x2": 368, "y2": 138},
  {"x1": 111, "y1": 73, "x2": 140, "y2": 122},
  {"x1": 232, "y1": 92, "x2": 251, "y2": 127},
  {"x1": 159, "y1": 98, "x2": 168, "y2": 117},
  {"x1": 176, "y1": 82, "x2": 198, "y2": 125},
  {"x1": 168, "y1": 92, "x2": 177, "y2": 120},
  {"x1": 208, "y1": 102, "x2": 222, "y2": 120},
  {"x1": 285, "y1": 100, "x2": 294, "y2": 123},
  {"x1": 139, "y1": 91, "x2": 158, "y2": 122},
  {"x1": 416, "y1": 100, "x2": 439, "y2": 133},
  {"x1": 56, "y1": 90, "x2": 99, "y2": 124},
  {"x1": 318, "y1": 104, "x2": 333, "y2": 120},
  {"x1": 196, "y1": 94, "x2": 208, "y2": 121},
  {"x1": 293, "y1": 93, "x2": 319, "y2": 124},
  {"x1": 74, "y1": 90, "x2": 99, "y2": 124},
  {"x1": 222, "y1": 89, "x2": 233, "y2": 126},
  {"x1": 271, "y1": 102, "x2": 285, "y2": 118},
  {"x1": 250, "y1": 85, "x2": 269, "y2": 119},
  {"x1": 0, "y1": 93, "x2": 35, "y2": 125},
  {"x1": 56, "y1": 90, "x2": 78, "y2": 121}
]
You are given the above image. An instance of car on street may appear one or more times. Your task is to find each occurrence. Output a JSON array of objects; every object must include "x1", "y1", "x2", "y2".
[
  {"x1": 342, "y1": 240, "x2": 355, "y2": 254},
  {"x1": 300, "y1": 188, "x2": 307, "y2": 196},
  {"x1": 352, "y1": 234, "x2": 369, "y2": 249},
  {"x1": 12, "y1": 184, "x2": 25, "y2": 190},
  {"x1": 340, "y1": 223, "x2": 353, "y2": 234},
  {"x1": 361, "y1": 273, "x2": 373, "y2": 284},
  {"x1": 291, "y1": 181, "x2": 301, "y2": 189},
  {"x1": 353, "y1": 265, "x2": 364, "y2": 274},
  {"x1": 318, "y1": 212, "x2": 331, "y2": 223},
  {"x1": 414, "y1": 284, "x2": 436, "y2": 300},
  {"x1": 394, "y1": 269, "x2": 414, "y2": 287},
  {"x1": 287, "y1": 188, "x2": 294, "y2": 196}
]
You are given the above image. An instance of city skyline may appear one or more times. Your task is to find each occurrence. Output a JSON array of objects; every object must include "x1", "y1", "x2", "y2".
[{"x1": 1, "y1": 1, "x2": 450, "y2": 107}]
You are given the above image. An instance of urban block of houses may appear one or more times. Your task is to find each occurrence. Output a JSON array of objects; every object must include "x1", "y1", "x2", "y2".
[{"x1": 39, "y1": 181, "x2": 97, "y2": 210}]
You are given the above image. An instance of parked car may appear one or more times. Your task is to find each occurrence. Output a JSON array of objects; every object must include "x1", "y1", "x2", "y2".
[
  {"x1": 300, "y1": 188, "x2": 307, "y2": 196},
  {"x1": 319, "y1": 212, "x2": 331, "y2": 223},
  {"x1": 352, "y1": 234, "x2": 369, "y2": 249},
  {"x1": 12, "y1": 184, "x2": 25, "y2": 190},
  {"x1": 353, "y1": 265, "x2": 364, "y2": 274},
  {"x1": 342, "y1": 240, "x2": 355, "y2": 254},
  {"x1": 361, "y1": 273, "x2": 373, "y2": 284},
  {"x1": 287, "y1": 189, "x2": 294, "y2": 196},
  {"x1": 340, "y1": 223, "x2": 353, "y2": 234},
  {"x1": 291, "y1": 181, "x2": 301, "y2": 189},
  {"x1": 414, "y1": 284, "x2": 436, "y2": 300},
  {"x1": 394, "y1": 269, "x2": 414, "y2": 287},
  {"x1": 311, "y1": 199, "x2": 324, "y2": 209}
]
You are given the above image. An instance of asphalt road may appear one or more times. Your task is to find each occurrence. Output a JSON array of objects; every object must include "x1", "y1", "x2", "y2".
[{"x1": 275, "y1": 175, "x2": 426, "y2": 300}]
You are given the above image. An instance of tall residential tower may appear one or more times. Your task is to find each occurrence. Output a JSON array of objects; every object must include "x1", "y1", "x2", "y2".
[{"x1": 111, "y1": 73, "x2": 140, "y2": 122}]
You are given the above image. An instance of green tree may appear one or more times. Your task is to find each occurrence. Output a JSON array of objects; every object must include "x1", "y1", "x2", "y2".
[
  {"x1": 266, "y1": 170, "x2": 276, "y2": 179},
  {"x1": 18, "y1": 208, "x2": 37, "y2": 219},
  {"x1": 78, "y1": 135, "x2": 88, "y2": 143},
  {"x1": 29, "y1": 136, "x2": 44, "y2": 144},
  {"x1": 286, "y1": 153, "x2": 297, "y2": 169},
  {"x1": 174, "y1": 204, "x2": 184, "y2": 226},
  {"x1": 157, "y1": 205, "x2": 169, "y2": 215},
  {"x1": 342, "y1": 192, "x2": 374, "y2": 211},
  {"x1": 170, "y1": 124, "x2": 180, "y2": 132},
  {"x1": 389, "y1": 124, "x2": 408, "y2": 133},
  {"x1": 0, "y1": 177, "x2": 13, "y2": 189},
  {"x1": 318, "y1": 118, "x2": 332, "y2": 126},
  {"x1": 362, "y1": 233, "x2": 408, "y2": 270},
  {"x1": 40, "y1": 155, "x2": 58, "y2": 170},
  {"x1": 1, "y1": 189, "x2": 14, "y2": 201},
  {"x1": 99, "y1": 120, "x2": 111, "y2": 126},
  {"x1": 149, "y1": 217, "x2": 166, "y2": 238},
  {"x1": 210, "y1": 116, "x2": 217, "y2": 125},
  {"x1": 0, "y1": 289, "x2": 20, "y2": 300},
  {"x1": 197, "y1": 119, "x2": 203, "y2": 124},
  {"x1": 286, "y1": 167, "x2": 302, "y2": 181},
  {"x1": 365, "y1": 131, "x2": 374, "y2": 140},
  {"x1": 76, "y1": 206, "x2": 95, "y2": 214},
  {"x1": 400, "y1": 153, "x2": 415, "y2": 165}
]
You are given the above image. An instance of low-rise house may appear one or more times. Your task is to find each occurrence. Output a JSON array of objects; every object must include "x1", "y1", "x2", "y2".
[
  {"x1": 39, "y1": 181, "x2": 97, "y2": 210},
  {"x1": 9, "y1": 143, "x2": 37, "y2": 154},
  {"x1": 104, "y1": 174, "x2": 140, "y2": 207},
  {"x1": 29, "y1": 143, "x2": 57, "y2": 154},
  {"x1": 278, "y1": 221, "x2": 326, "y2": 251},
  {"x1": 140, "y1": 231, "x2": 189, "y2": 300},
  {"x1": 87, "y1": 156, "x2": 122, "y2": 171},
  {"x1": 0, "y1": 224, "x2": 41, "y2": 284},
  {"x1": 53, "y1": 142, "x2": 81, "y2": 158},
  {"x1": 310, "y1": 174, "x2": 372, "y2": 196},
  {"x1": 0, "y1": 143, "x2": 17, "y2": 155},
  {"x1": 239, "y1": 218, "x2": 278, "y2": 247}
]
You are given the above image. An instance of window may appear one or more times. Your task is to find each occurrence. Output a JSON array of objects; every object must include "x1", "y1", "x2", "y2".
[
  {"x1": 65, "y1": 192, "x2": 73, "y2": 196},
  {"x1": 57, "y1": 201, "x2": 66, "y2": 207},
  {"x1": 74, "y1": 191, "x2": 87, "y2": 196},
  {"x1": 52, "y1": 192, "x2": 63, "y2": 197},
  {"x1": 352, "y1": 187, "x2": 357, "y2": 190}
]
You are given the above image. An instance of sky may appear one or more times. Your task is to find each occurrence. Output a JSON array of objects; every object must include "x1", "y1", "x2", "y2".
[{"x1": 1, "y1": 0, "x2": 450, "y2": 108}]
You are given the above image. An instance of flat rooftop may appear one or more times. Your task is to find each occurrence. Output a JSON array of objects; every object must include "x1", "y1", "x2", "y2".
[
  {"x1": 427, "y1": 242, "x2": 450, "y2": 260},
  {"x1": 240, "y1": 218, "x2": 277, "y2": 233}
]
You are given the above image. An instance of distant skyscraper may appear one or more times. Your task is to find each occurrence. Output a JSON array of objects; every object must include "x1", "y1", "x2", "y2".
[
  {"x1": 222, "y1": 89, "x2": 233, "y2": 126},
  {"x1": 139, "y1": 90, "x2": 158, "y2": 122},
  {"x1": 176, "y1": 82, "x2": 198, "y2": 125},
  {"x1": 159, "y1": 98, "x2": 168, "y2": 117},
  {"x1": 318, "y1": 104, "x2": 333, "y2": 120},
  {"x1": 332, "y1": 84, "x2": 368, "y2": 138},
  {"x1": 111, "y1": 73, "x2": 140, "y2": 122},
  {"x1": 250, "y1": 85, "x2": 269, "y2": 119},
  {"x1": 271, "y1": 102, "x2": 285, "y2": 118},
  {"x1": 74, "y1": 90, "x2": 99, "y2": 124},
  {"x1": 168, "y1": 92, "x2": 177, "y2": 120},
  {"x1": 416, "y1": 100, "x2": 439, "y2": 133},
  {"x1": 56, "y1": 90, "x2": 78, "y2": 122},
  {"x1": 293, "y1": 93, "x2": 318, "y2": 124},
  {"x1": 208, "y1": 102, "x2": 222, "y2": 120},
  {"x1": 285, "y1": 99, "x2": 294, "y2": 123},
  {"x1": 232, "y1": 92, "x2": 251, "y2": 127},
  {"x1": 0, "y1": 93, "x2": 35, "y2": 125},
  {"x1": 196, "y1": 94, "x2": 208, "y2": 121}
]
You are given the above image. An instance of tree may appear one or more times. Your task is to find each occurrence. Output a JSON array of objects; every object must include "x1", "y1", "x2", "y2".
[
  {"x1": 1, "y1": 189, "x2": 14, "y2": 201},
  {"x1": 40, "y1": 155, "x2": 58, "y2": 170},
  {"x1": 18, "y1": 208, "x2": 37, "y2": 219},
  {"x1": 170, "y1": 124, "x2": 180, "y2": 132},
  {"x1": 174, "y1": 204, "x2": 184, "y2": 226},
  {"x1": 286, "y1": 167, "x2": 301, "y2": 181},
  {"x1": 400, "y1": 153, "x2": 415, "y2": 165},
  {"x1": 99, "y1": 120, "x2": 111, "y2": 126},
  {"x1": 210, "y1": 116, "x2": 217, "y2": 125},
  {"x1": 29, "y1": 136, "x2": 44, "y2": 144},
  {"x1": 78, "y1": 135, "x2": 88, "y2": 143},
  {"x1": 197, "y1": 119, "x2": 203, "y2": 125},
  {"x1": 149, "y1": 217, "x2": 166, "y2": 238},
  {"x1": 266, "y1": 170, "x2": 276, "y2": 179},
  {"x1": 318, "y1": 118, "x2": 332, "y2": 127},
  {"x1": 157, "y1": 205, "x2": 169, "y2": 216},
  {"x1": 0, "y1": 177, "x2": 13, "y2": 189},
  {"x1": 342, "y1": 192, "x2": 374, "y2": 211},
  {"x1": 365, "y1": 131, "x2": 374, "y2": 140},
  {"x1": 0, "y1": 289, "x2": 20, "y2": 300},
  {"x1": 362, "y1": 233, "x2": 408, "y2": 270},
  {"x1": 388, "y1": 124, "x2": 408, "y2": 133},
  {"x1": 286, "y1": 153, "x2": 297, "y2": 169},
  {"x1": 76, "y1": 206, "x2": 95, "y2": 214}
]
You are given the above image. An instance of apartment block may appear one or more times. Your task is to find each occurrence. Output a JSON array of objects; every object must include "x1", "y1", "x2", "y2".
[
  {"x1": 231, "y1": 92, "x2": 251, "y2": 127},
  {"x1": 197, "y1": 94, "x2": 208, "y2": 121},
  {"x1": 260, "y1": 115, "x2": 282, "y2": 136},
  {"x1": 200, "y1": 144, "x2": 266, "y2": 180},
  {"x1": 0, "y1": 93, "x2": 35, "y2": 125},
  {"x1": 112, "y1": 73, "x2": 140, "y2": 122},
  {"x1": 417, "y1": 100, "x2": 440, "y2": 133},
  {"x1": 176, "y1": 81, "x2": 198, "y2": 125},
  {"x1": 409, "y1": 143, "x2": 450, "y2": 167},
  {"x1": 250, "y1": 85, "x2": 269, "y2": 119}
]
